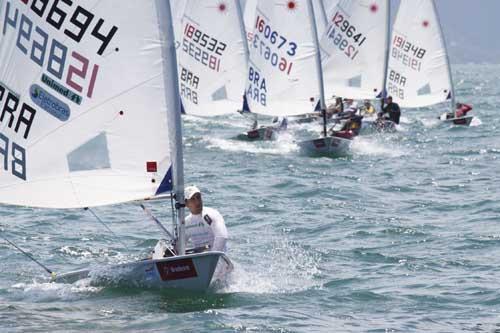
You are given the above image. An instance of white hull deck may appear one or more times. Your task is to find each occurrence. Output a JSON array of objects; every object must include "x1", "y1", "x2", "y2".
[
  {"x1": 52, "y1": 252, "x2": 232, "y2": 291},
  {"x1": 237, "y1": 126, "x2": 279, "y2": 141},
  {"x1": 297, "y1": 136, "x2": 352, "y2": 157},
  {"x1": 440, "y1": 114, "x2": 473, "y2": 126}
]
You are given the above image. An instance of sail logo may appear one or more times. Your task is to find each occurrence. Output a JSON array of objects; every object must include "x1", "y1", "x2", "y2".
[
  {"x1": 41, "y1": 75, "x2": 82, "y2": 105},
  {"x1": 30, "y1": 84, "x2": 70, "y2": 121}
]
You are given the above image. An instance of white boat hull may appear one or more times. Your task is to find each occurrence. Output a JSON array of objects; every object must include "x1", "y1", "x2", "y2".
[
  {"x1": 53, "y1": 252, "x2": 232, "y2": 291},
  {"x1": 439, "y1": 114, "x2": 473, "y2": 126},
  {"x1": 237, "y1": 126, "x2": 278, "y2": 141},
  {"x1": 297, "y1": 136, "x2": 352, "y2": 157}
]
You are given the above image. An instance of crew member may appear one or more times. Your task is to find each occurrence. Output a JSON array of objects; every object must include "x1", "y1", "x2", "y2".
[
  {"x1": 379, "y1": 96, "x2": 401, "y2": 124},
  {"x1": 184, "y1": 185, "x2": 228, "y2": 253}
]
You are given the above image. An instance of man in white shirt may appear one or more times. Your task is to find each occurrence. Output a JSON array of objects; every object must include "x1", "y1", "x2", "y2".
[{"x1": 184, "y1": 185, "x2": 228, "y2": 253}]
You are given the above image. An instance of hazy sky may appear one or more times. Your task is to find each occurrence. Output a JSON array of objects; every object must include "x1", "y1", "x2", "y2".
[{"x1": 397, "y1": 0, "x2": 500, "y2": 64}]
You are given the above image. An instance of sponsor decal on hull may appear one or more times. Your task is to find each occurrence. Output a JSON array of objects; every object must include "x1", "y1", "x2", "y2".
[{"x1": 156, "y1": 258, "x2": 198, "y2": 281}]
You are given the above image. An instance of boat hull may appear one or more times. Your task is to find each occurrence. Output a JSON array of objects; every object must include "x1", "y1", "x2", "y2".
[
  {"x1": 53, "y1": 252, "x2": 231, "y2": 291},
  {"x1": 237, "y1": 126, "x2": 278, "y2": 141},
  {"x1": 297, "y1": 136, "x2": 352, "y2": 157},
  {"x1": 440, "y1": 114, "x2": 473, "y2": 126}
]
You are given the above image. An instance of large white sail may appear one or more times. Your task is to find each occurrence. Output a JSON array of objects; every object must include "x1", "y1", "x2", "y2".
[
  {"x1": 386, "y1": 0, "x2": 453, "y2": 108},
  {"x1": 243, "y1": 0, "x2": 257, "y2": 42},
  {"x1": 313, "y1": 0, "x2": 328, "y2": 38},
  {"x1": 172, "y1": 0, "x2": 188, "y2": 45},
  {"x1": 321, "y1": 0, "x2": 389, "y2": 100},
  {"x1": 246, "y1": 0, "x2": 320, "y2": 116},
  {"x1": 178, "y1": 0, "x2": 247, "y2": 116},
  {"x1": 0, "y1": 0, "x2": 177, "y2": 208}
]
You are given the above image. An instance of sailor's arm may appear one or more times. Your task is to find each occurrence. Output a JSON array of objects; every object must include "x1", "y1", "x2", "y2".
[{"x1": 205, "y1": 208, "x2": 228, "y2": 252}]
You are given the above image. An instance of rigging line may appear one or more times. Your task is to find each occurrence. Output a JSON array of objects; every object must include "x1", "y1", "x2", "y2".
[
  {"x1": 0, "y1": 232, "x2": 55, "y2": 277},
  {"x1": 140, "y1": 204, "x2": 176, "y2": 256},
  {"x1": 84, "y1": 207, "x2": 128, "y2": 249},
  {"x1": 140, "y1": 204, "x2": 175, "y2": 241}
]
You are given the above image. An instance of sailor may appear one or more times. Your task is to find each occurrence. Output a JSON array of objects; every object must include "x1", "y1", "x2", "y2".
[
  {"x1": 326, "y1": 97, "x2": 343, "y2": 118},
  {"x1": 360, "y1": 100, "x2": 376, "y2": 116},
  {"x1": 272, "y1": 116, "x2": 288, "y2": 131},
  {"x1": 453, "y1": 102, "x2": 473, "y2": 118},
  {"x1": 184, "y1": 185, "x2": 228, "y2": 253},
  {"x1": 379, "y1": 96, "x2": 401, "y2": 124},
  {"x1": 342, "y1": 99, "x2": 358, "y2": 116}
]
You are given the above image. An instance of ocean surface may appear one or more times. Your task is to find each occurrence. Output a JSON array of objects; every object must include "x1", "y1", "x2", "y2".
[{"x1": 1, "y1": 63, "x2": 499, "y2": 332}]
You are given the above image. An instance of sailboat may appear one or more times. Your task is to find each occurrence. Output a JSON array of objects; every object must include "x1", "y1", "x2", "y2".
[
  {"x1": 0, "y1": 0, "x2": 231, "y2": 290},
  {"x1": 293, "y1": 0, "x2": 354, "y2": 157},
  {"x1": 239, "y1": 0, "x2": 329, "y2": 141},
  {"x1": 177, "y1": 0, "x2": 249, "y2": 117},
  {"x1": 386, "y1": 0, "x2": 472, "y2": 126},
  {"x1": 320, "y1": 0, "x2": 391, "y2": 132}
]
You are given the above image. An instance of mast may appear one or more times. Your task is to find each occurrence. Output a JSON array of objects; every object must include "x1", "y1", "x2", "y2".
[
  {"x1": 381, "y1": 0, "x2": 391, "y2": 111},
  {"x1": 307, "y1": 0, "x2": 328, "y2": 137},
  {"x1": 431, "y1": 0, "x2": 455, "y2": 114},
  {"x1": 156, "y1": 0, "x2": 186, "y2": 255},
  {"x1": 236, "y1": 0, "x2": 252, "y2": 115}
]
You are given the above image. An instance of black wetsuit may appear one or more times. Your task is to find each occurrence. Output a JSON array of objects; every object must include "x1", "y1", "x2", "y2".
[{"x1": 381, "y1": 102, "x2": 401, "y2": 125}]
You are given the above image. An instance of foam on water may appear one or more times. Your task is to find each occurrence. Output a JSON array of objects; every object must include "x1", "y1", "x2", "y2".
[
  {"x1": 204, "y1": 136, "x2": 298, "y2": 155},
  {"x1": 222, "y1": 238, "x2": 322, "y2": 294},
  {"x1": 470, "y1": 117, "x2": 482, "y2": 126},
  {"x1": 9, "y1": 279, "x2": 101, "y2": 302},
  {"x1": 351, "y1": 136, "x2": 407, "y2": 158}
]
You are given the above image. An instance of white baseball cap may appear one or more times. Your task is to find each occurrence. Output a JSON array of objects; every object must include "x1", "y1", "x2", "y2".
[{"x1": 184, "y1": 185, "x2": 201, "y2": 200}]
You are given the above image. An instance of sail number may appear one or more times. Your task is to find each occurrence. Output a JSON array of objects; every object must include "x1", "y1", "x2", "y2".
[
  {"x1": 182, "y1": 23, "x2": 225, "y2": 72},
  {"x1": 255, "y1": 16, "x2": 297, "y2": 56},
  {"x1": 393, "y1": 35, "x2": 426, "y2": 59},
  {"x1": 391, "y1": 34, "x2": 426, "y2": 72},
  {"x1": 3, "y1": 3, "x2": 100, "y2": 99},
  {"x1": 253, "y1": 16, "x2": 295, "y2": 75},
  {"x1": 331, "y1": 12, "x2": 366, "y2": 46},
  {"x1": 325, "y1": 11, "x2": 366, "y2": 61}
]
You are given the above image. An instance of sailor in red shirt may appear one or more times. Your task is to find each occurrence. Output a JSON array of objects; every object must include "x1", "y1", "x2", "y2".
[{"x1": 455, "y1": 102, "x2": 473, "y2": 118}]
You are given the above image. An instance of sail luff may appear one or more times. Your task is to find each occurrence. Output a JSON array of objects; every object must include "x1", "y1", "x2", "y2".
[
  {"x1": 155, "y1": 0, "x2": 186, "y2": 255},
  {"x1": 381, "y1": 0, "x2": 391, "y2": 107},
  {"x1": 236, "y1": 0, "x2": 250, "y2": 65},
  {"x1": 307, "y1": 0, "x2": 327, "y2": 137},
  {"x1": 430, "y1": 0, "x2": 455, "y2": 113}
]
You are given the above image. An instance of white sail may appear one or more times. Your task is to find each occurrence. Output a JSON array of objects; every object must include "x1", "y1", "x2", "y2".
[
  {"x1": 178, "y1": 0, "x2": 247, "y2": 116},
  {"x1": 245, "y1": 0, "x2": 321, "y2": 116},
  {"x1": 0, "y1": 0, "x2": 178, "y2": 208},
  {"x1": 172, "y1": 0, "x2": 188, "y2": 45},
  {"x1": 243, "y1": 0, "x2": 257, "y2": 42},
  {"x1": 312, "y1": 0, "x2": 328, "y2": 38},
  {"x1": 386, "y1": 0, "x2": 453, "y2": 108},
  {"x1": 321, "y1": 0, "x2": 389, "y2": 100},
  {"x1": 323, "y1": 0, "x2": 340, "y2": 16}
]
